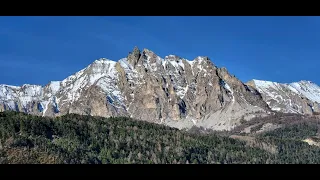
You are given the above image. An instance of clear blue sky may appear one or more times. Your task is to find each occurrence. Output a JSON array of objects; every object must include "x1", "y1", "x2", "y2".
[{"x1": 1, "y1": 16, "x2": 320, "y2": 86}]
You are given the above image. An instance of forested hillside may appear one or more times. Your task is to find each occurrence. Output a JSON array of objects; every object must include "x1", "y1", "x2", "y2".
[{"x1": 1, "y1": 111, "x2": 320, "y2": 164}]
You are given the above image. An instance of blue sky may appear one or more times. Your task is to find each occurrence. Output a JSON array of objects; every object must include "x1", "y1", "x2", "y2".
[{"x1": 1, "y1": 16, "x2": 320, "y2": 86}]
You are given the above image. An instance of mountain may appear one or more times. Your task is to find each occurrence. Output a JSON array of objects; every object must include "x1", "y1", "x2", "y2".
[
  {"x1": 247, "y1": 79, "x2": 320, "y2": 115},
  {"x1": 0, "y1": 46, "x2": 274, "y2": 131},
  {"x1": 2, "y1": 47, "x2": 320, "y2": 131}
]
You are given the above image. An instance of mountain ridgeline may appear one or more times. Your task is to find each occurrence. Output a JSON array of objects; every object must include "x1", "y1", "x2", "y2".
[{"x1": 1, "y1": 46, "x2": 320, "y2": 131}]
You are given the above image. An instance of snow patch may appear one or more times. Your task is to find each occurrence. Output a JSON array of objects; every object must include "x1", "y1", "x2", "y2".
[
  {"x1": 176, "y1": 85, "x2": 189, "y2": 99},
  {"x1": 49, "y1": 81, "x2": 61, "y2": 95},
  {"x1": 221, "y1": 80, "x2": 234, "y2": 103}
]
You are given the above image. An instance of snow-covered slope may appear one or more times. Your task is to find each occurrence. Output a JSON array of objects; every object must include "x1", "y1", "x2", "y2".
[
  {"x1": 288, "y1": 81, "x2": 320, "y2": 103},
  {"x1": 247, "y1": 79, "x2": 320, "y2": 115},
  {"x1": 0, "y1": 84, "x2": 43, "y2": 113}
]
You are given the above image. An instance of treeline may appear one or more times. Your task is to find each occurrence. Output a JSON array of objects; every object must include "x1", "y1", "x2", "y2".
[
  {"x1": 0, "y1": 111, "x2": 320, "y2": 164},
  {"x1": 255, "y1": 121, "x2": 320, "y2": 164},
  {"x1": 230, "y1": 112, "x2": 320, "y2": 135}
]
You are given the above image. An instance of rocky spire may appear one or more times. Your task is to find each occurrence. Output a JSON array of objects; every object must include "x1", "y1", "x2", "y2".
[{"x1": 127, "y1": 46, "x2": 141, "y2": 67}]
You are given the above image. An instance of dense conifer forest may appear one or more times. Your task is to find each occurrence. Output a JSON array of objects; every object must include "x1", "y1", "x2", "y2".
[{"x1": 1, "y1": 111, "x2": 320, "y2": 164}]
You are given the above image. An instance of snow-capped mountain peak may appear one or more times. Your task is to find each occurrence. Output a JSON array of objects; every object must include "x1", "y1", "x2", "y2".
[{"x1": 248, "y1": 79, "x2": 320, "y2": 115}]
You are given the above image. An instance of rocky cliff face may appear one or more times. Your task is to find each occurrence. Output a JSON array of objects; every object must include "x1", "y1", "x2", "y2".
[
  {"x1": 0, "y1": 47, "x2": 280, "y2": 131},
  {"x1": 247, "y1": 79, "x2": 320, "y2": 115}
]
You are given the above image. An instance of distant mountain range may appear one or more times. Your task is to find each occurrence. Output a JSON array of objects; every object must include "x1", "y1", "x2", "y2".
[{"x1": 1, "y1": 46, "x2": 320, "y2": 130}]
